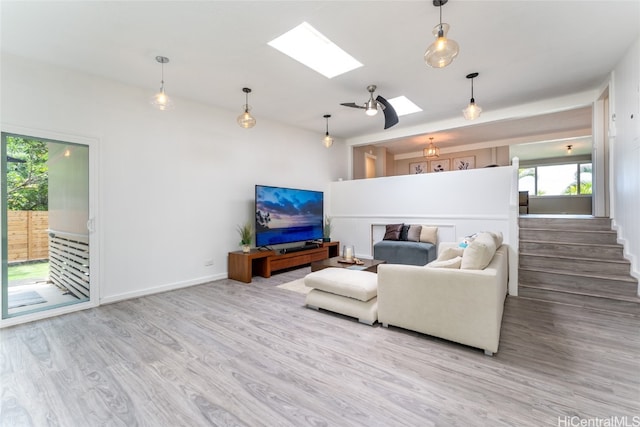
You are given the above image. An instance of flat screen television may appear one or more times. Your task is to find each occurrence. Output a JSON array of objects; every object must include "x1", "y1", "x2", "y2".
[{"x1": 255, "y1": 185, "x2": 324, "y2": 247}]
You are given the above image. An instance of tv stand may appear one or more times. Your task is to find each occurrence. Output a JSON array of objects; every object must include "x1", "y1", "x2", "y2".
[{"x1": 228, "y1": 241, "x2": 339, "y2": 283}]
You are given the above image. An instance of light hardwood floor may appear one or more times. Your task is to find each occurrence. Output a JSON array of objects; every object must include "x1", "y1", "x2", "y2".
[{"x1": 1, "y1": 266, "x2": 639, "y2": 426}]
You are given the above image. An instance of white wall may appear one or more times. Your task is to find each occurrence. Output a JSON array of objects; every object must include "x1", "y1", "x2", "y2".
[
  {"x1": 611, "y1": 38, "x2": 640, "y2": 287},
  {"x1": 0, "y1": 54, "x2": 348, "y2": 307},
  {"x1": 328, "y1": 165, "x2": 520, "y2": 295}
]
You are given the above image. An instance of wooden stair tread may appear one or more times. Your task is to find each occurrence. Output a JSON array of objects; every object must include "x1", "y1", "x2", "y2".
[
  {"x1": 516, "y1": 294, "x2": 640, "y2": 317},
  {"x1": 519, "y1": 239, "x2": 623, "y2": 248},
  {"x1": 518, "y1": 216, "x2": 638, "y2": 310},
  {"x1": 519, "y1": 266, "x2": 638, "y2": 283},
  {"x1": 519, "y1": 283, "x2": 640, "y2": 303},
  {"x1": 519, "y1": 252, "x2": 630, "y2": 265}
]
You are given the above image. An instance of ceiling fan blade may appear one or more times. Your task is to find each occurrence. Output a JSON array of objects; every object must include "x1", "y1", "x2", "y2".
[
  {"x1": 340, "y1": 102, "x2": 365, "y2": 109},
  {"x1": 376, "y1": 95, "x2": 399, "y2": 129}
]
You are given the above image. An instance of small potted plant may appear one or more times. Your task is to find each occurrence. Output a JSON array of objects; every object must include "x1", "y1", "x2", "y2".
[
  {"x1": 237, "y1": 222, "x2": 252, "y2": 253},
  {"x1": 323, "y1": 215, "x2": 332, "y2": 242}
]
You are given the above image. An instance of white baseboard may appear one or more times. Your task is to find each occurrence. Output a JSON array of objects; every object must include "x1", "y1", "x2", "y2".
[{"x1": 99, "y1": 273, "x2": 227, "y2": 305}]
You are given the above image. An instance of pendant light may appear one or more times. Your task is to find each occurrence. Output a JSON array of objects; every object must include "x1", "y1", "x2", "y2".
[
  {"x1": 151, "y1": 56, "x2": 174, "y2": 111},
  {"x1": 322, "y1": 114, "x2": 334, "y2": 148},
  {"x1": 424, "y1": 0, "x2": 459, "y2": 69},
  {"x1": 237, "y1": 87, "x2": 256, "y2": 128},
  {"x1": 566, "y1": 145, "x2": 573, "y2": 155},
  {"x1": 423, "y1": 137, "x2": 440, "y2": 159},
  {"x1": 462, "y1": 72, "x2": 482, "y2": 120}
]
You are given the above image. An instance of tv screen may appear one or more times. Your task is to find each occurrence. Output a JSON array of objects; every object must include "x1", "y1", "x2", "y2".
[{"x1": 255, "y1": 185, "x2": 324, "y2": 247}]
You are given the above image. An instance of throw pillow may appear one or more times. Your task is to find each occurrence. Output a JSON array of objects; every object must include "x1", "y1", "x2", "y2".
[
  {"x1": 427, "y1": 256, "x2": 462, "y2": 269},
  {"x1": 407, "y1": 225, "x2": 422, "y2": 242},
  {"x1": 400, "y1": 225, "x2": 410, "y2": 241},
  {"x1": 419, "y1": 226, "x2": 438, "y2": 244},
  {"x1": 437, "y1": 247, "x2": 464, "y2": 261},
  {"x1": 460, "y1": 232, "x2": 497, "y2": 270},
  {"x1": 383, "y1": 223, "x2": 403, "y2": 241},
  {"x1": 458, "y1": 233, "x2": 478, "y2": 248},
  {"x1": 488, "y1": 231, "x2": 503, "y2": 247}
]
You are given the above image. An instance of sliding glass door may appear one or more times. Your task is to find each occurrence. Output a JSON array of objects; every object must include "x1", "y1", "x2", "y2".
[{"x1": 2, "y1": 133, "x2": 91, "y2": 319}]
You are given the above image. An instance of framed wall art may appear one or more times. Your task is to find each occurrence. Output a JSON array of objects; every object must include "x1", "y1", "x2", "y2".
[
  {"x1": 409, "y1": 161, "x2": 428, "y2": 174},
  {"x1": 429, "y1": 159, "x2": 450, "y2": 172},
  {"x1": 452, "y1": 156, "x2": 475, "y2": 170}
]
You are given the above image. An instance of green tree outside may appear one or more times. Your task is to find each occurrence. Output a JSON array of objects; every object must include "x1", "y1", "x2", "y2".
[
  {"x1": 6, "y1": 136, "x2": 48, "y2": 211},
  {"x1": 564, "y1": 164, "x2": 592, "y2": 195}
]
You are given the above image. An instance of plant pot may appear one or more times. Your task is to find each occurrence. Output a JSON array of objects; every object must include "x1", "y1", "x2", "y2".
[
  {"x1": 323, "y1": 237, "x2": 331, "y2": 242},
  {"x1": 242, "y1": 244, "x2": 250, "y2": 253}
]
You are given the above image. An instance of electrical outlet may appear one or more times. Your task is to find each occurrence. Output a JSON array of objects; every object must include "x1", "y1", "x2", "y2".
[{"x1": 204, "y1": 259, "x2": 214, "y2": 266}]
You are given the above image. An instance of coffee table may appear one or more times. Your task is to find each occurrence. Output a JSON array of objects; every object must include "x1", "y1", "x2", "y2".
[{"x1": 311, "y1": 256, "x2": 386, "y2": 273}]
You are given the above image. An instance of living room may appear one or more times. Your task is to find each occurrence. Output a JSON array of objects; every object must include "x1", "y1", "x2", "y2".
[{"x1": 1, "y1": 1, "x2": 639, "y2": 425}]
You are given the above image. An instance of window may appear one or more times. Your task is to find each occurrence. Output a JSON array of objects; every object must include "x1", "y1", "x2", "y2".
[{"x1": 519, "y1": 162, "x2": 592, "y2": 196}]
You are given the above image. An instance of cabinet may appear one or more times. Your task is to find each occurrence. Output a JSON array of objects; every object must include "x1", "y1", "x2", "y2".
[{"x1": 228, "y1": 241, "x2": 339, "y2": 283}]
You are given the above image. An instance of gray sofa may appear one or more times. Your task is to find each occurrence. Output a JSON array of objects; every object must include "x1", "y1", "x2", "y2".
[{"x1": 373, "y1": 240, "x2": 436, "y2": 266}]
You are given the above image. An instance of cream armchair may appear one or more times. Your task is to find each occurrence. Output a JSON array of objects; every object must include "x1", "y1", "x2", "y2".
[{"x1": 377, "y1": 241, "x2": 508, "y2": 355}]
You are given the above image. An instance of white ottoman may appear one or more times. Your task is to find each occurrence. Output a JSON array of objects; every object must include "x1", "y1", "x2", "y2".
[{"x1": 303, "y1": 267, "x2": 378, "y2": 325}]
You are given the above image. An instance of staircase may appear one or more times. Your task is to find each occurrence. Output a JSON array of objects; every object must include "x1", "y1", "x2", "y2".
[{"x1": 518, "y1": 216, "x2": 640, "y2": 315}]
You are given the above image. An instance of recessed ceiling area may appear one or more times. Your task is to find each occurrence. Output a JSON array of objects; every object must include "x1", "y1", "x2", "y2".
[{"x1": 371, "y1": 106, "x2": 593, "y2": 160}]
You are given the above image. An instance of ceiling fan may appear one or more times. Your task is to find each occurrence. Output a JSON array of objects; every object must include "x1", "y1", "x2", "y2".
[{"x1": 340, "y1": 85, "x2": 399, "y2": 129}]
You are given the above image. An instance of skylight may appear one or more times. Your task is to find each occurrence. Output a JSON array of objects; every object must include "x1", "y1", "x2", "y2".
[
  {"x1": 387, "y1": 96, "x2": 422, "y2": 116},
  {"x1": 268, "y1": 22, "x2": 363, "y2": 79}
]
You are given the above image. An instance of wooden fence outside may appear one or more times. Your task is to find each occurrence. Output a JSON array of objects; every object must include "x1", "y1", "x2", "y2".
[{"x1": 7, "y1": 210, "x2": 49, "y2": 263}]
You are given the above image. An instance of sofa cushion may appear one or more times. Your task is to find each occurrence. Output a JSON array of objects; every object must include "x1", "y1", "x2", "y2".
[
  {"x1": 427, "y1": 256, "x2": 462, "y2": 269},
  {"x1": 419, "y1": 226, "x2": 438, "y2": 244},
  {"x1": 407, "y1": 225, "x2": 422, "y2": 242},
  {"x1": 461, "y1": 232, "x2": 497, "y2": 270},
  {"x1": 373, "y1": 240, "x2": 437, "y2": 266},
  {"x1": 383, "y1": 223, "x2": 403, "y2": 240}
]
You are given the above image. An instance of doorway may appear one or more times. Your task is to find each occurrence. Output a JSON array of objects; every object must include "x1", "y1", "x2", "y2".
[
  {"x1": 2, "y1": 133, "x2": 92, "y2": 319},
  {"x1": 365, "y1": 152, "x2": 377, "y2": 179}
]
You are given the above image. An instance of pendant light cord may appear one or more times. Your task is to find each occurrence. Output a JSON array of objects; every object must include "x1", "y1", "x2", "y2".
[
  {"x1": 161, "y1": 61, "x2": 164, "y2": 87},
  {"x1": 470, "y1": 77, "x2": 474, "y2": 100}
]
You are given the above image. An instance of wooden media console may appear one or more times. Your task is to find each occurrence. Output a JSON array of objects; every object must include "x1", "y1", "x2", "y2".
[{"x1": 228, "y1": 241, "x2": 339, "y2": 283}]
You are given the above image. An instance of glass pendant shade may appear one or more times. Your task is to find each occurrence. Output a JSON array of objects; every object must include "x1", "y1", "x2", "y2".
[
  {"x1": 151, "y1": 87, "x2": 174, "y2": 111},
  {"x1": 424, "y1": 23, "x2": 459, "y2": 68},
  {"x1": 237, "y1": 87, "x2": 256, "y2": 128},
  {"x1": 322, "y1": 114, "x2": 333, "y2": 148},
  {"x1": 462, "y1": 72, "x2": 482, "y2": 120},
  {"x1": 237, "y1": 107, "x2": 256, "y2": 128},
  {"x1": 423, "y1": 142, "x2": 440, "y2": 158},
  {"x1": 462, "y1": 100, "x2": 482, "y2": 120},
  {"x1": 322, "y1": 134, "x2": 334, "y2": 148},
  {"x1": 151, "y1": 56, "x2": 173, "y2": 111}
]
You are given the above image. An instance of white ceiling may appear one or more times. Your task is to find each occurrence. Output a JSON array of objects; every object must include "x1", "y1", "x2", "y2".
[{"x1": 1, "y1": 1, "x2": 638, "y2": 157}]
